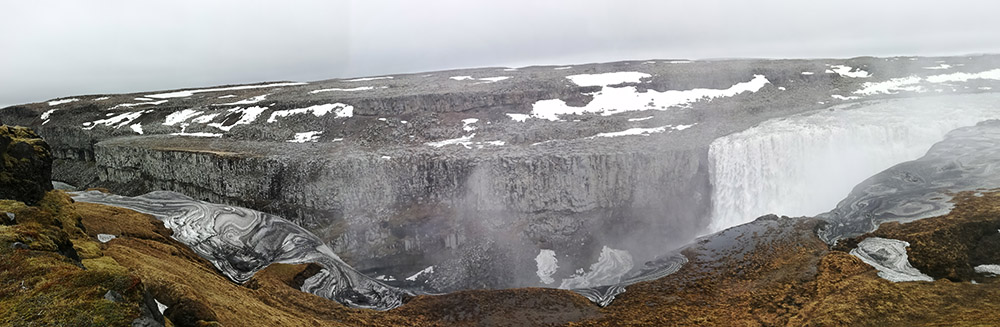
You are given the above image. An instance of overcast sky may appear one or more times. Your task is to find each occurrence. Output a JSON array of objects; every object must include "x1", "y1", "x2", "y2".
[{"x1": 2, "y1": 0, "x2": 999, "y2": 107}]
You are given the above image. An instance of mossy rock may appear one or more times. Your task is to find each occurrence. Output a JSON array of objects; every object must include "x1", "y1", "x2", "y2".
[{"x1": 0, "y1": 125, "x2": 53, "y2": 206}]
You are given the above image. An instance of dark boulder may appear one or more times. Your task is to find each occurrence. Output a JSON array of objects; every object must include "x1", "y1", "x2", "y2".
[{"x1": 0, "y1": 125, "x2": 53, "y2": 205}]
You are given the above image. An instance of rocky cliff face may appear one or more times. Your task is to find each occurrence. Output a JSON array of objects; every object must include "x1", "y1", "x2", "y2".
[
  {"x1": 0, "y1": 125, "x2": 53, "y2": 205},
  {"x1": 5, "y1": 55, "x2": 1000, "y2": 292}
]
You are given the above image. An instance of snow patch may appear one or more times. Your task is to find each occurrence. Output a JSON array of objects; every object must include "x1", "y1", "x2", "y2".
[
  {"x1": 800, "y1": 72, "x2": 815, "y2": 75},
  {"x1": 111, "y1": 100, "x2": 168, "y2": 109},
  {"x1": 462, "y1": 118, "x2": 479, "y2": 132},
  {"x1": 267, "y1": 103, "x2": 353, "y2": 123},
  {"x1": 207, "y1": 106, "x2": 268, "y2": 132},
  {"x1": 83, "y1": 111, "x2": 149, "y2": 130},
  {"x1": 826, "y1": 65, "x2": 871, "y2": 78},
  {"x1": 130, "y1": 124, "x2": 143, "y2": 134},
  {"x1": 587, "y1": 124, "x2": 693, "y2": 139},
  {"x1": 146, "y1": 82, "x2": 306, "y2": 99},
  {"x1": 531, "y1": 74, "x2": 769, "y2": 121},
  {"x1": 627, "y1": 116, "x2": 654, "y2": 122},
  {"x1": 213, "y1": 94, "x2": 268, "y2": 106},
  {"x1": 854, "y1": 69, "x2": 1000, "y2": 95},
  {"x1": 506, "y1": 113, "x2": 530, "y2": 122},
  {"x1": 190, "y1": 113, "x2": 220, "y2": 124},
  {"x1": 93, "y1": 97, "x2": 110, "y2": 101},
  {"x1": 974, "y1": 264, "x2": 1000, "y2": 276},
  {"x1": 48, "y1": 98, "x2": 78, "y2": 106},
  {"x1": 554, "y1": 66, "x2": 572, "y2": 70},
  {"x1": 425, "y1": 134, "x2": 475, "y2": 147},
  {"x1": 163, "y1": 109, "x2": 203, "y2": 126},
  {"x1": 287, "y1": 131, "x2": 323, "y2": 143},
  {"x1": 96, "y1": 234, "x2": 116, "y2": 243}
]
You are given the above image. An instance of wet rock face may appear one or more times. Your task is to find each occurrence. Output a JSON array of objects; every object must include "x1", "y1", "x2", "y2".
[{"x1": 0, "y1": 126, "x2": 52, "y2": 205}]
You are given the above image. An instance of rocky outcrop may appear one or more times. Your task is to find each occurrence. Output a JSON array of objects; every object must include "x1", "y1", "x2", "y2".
[{"x1": 0, "y1": 125, "x2": 52, "y2": 205}]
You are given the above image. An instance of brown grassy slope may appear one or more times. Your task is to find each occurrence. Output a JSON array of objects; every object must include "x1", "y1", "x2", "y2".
[
  {"x1": 579, "y1": 191, "x2": 1000, "y2": 326},
  {"x1": 0, "y1": 192, "x2": 151, "y2": 326},
  {"x1": 9, "y1": 190, "x2": 1000, "y2": 326}
]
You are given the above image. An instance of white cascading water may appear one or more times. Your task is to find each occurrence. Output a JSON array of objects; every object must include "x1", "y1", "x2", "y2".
[{"x1": 708, "y1": 94, "x2": 1000, "y2": 231}]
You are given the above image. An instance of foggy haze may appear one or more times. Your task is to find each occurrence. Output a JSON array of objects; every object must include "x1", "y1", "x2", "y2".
[{"x1": 2, "y1": 0, "x2": 999, "y2": 107}]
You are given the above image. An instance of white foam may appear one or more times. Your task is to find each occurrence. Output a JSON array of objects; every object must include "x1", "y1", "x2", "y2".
[
  {"x1": 405, "y1": 266, "x2": 434, "y2": 281},
  {"x1": 531, "y1": 74, "x2": 769, "y2": 121},
  {"x1": 267, "y1": 103, "x2": 353, "y2": 123},
  {"x1": 535, "y1": 249, "x2": 559, "y2": 285},
  {"x1": 146, "y1": 82, "x2": 306, "y2": 99},
  {"x1": 558, "y1": 246, "x2": 633, "y2": 289},
  {"x1": 48, "y1": 98, "x2": 78, "y2": 106},
  {"x1": 287, "y1": 131, "x2": 323, "y2": 143}
]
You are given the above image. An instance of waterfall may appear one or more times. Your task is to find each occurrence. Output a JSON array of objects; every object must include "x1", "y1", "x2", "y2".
[{"x1": 708, "y1": 94, "x2": 1000, "y2": 231}]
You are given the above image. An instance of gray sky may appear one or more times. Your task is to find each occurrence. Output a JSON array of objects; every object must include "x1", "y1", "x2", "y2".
[{"x1": 2, "y1": 0, "x2": 999, "y2": 107}]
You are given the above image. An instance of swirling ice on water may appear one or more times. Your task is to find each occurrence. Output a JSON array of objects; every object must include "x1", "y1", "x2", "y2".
[
  {"x1": 818, "y1": 119, "x2": 1000, "y2": 243},
  {"x1": 710, "y1": 94, "x2": 1000, "y2": 232},
  {"x1": 71, "y1": 190, "x2": 410, "y2": 310}
]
